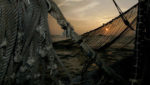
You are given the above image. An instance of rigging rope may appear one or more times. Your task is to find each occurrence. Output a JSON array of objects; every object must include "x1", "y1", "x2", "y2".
[{"x1": 113, "y1": 0, "x2": 135, "y2": 31}]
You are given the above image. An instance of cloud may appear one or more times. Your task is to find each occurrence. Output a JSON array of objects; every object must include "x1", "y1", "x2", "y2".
[
  {"x1": 66, "y1": 0, "x2": 83, "y2": 2},
  {"x1": 62, "y1": 0, "x2": 101, "y2": 20},
  {"x1": 56, "y1": 0, "x2": 83, "y2": 7},
  {"x1": 73, "y1": 2, "x2": 99, "y2": 13}
]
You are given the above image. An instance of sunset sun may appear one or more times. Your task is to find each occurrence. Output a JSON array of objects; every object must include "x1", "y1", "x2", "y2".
[{"x1": 105, "y1": 28, "x2": 109, "y2": 31}]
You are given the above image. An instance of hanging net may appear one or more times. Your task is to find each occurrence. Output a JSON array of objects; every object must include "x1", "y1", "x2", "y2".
[{"x1": 82, "y1": 4, "x2": 137, "y2": 50}]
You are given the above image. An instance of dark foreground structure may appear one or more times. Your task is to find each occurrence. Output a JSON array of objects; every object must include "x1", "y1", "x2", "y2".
[
  {"x1": 0, "y1": 0, "x2": 75, "y2": 85},
  {"x1": 136, "y1": 0, "x2": 150, "y2": 85}
]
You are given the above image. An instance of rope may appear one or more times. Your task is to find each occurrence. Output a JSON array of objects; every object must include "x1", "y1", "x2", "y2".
[{"x1": 113, "y1": 0, "x2": 135, "y2": 31}]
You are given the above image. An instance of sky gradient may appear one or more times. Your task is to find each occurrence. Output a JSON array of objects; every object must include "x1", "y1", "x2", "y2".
[{"x1": 48, "y1": 0, "x2": 138, "y2": 35}]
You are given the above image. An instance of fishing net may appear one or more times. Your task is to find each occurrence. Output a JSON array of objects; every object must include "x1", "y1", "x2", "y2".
[{"x1": 82, "y1": 4, "x2": 138, "y2": 50}]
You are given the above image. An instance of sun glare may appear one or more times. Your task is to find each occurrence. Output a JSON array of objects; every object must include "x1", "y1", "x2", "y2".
[{"x1": 105, "y1": 28, "x2": 109, "y2": 31}]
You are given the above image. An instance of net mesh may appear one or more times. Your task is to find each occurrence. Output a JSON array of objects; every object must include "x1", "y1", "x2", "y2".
[{"x1": 82, "y1": 4, "x2": 138, "y2": 50}]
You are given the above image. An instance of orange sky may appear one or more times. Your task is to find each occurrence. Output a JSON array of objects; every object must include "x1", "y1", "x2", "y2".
[{"x1": 48, "y1": 0, "x2": 138, "y2": 35}]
